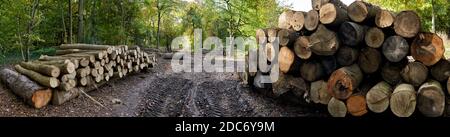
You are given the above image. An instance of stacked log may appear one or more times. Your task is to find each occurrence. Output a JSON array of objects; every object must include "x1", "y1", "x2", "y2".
[
  {"x1": 241, "y1": 0, "x2": 448, "y2": 117},
  {"x1": 1, "y1": 44, "x2": 156, "y2": 108}
]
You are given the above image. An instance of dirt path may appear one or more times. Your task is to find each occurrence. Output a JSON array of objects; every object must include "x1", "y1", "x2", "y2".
[{"x1": 0, "y1": 56, "x2": 329, "y2": 117}]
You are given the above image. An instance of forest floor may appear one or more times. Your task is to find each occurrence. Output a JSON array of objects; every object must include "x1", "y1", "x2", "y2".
[{"x1": 0, "y1": 54, "x2": 329, "y2": 117}]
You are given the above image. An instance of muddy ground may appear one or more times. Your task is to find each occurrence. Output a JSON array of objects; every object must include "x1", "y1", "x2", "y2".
[{"x1": 0, "y1": 55, "x2": 329, "y2": 117}]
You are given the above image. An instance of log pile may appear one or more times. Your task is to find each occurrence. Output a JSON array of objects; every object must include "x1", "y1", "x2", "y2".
[
  {"x1": 0, "y1": 44, "x2": 156, "y2": 108},
  {"x1": 240, "y1": 0, "x2": 449, "y2": 117}
]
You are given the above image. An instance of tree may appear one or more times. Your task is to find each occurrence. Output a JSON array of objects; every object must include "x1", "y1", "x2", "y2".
[
  {"x1": 25, "y1": 0, "x2": 40, "y2": 62},
  {"x1": 78, "y1": 0, "x2": 84, "y2": 43}
]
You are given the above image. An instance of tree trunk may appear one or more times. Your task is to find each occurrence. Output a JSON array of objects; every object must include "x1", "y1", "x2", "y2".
[
  {"x1": 278, "y1": 10, "x2": 294, "y2": 30},
  {"x1": 417, "y1": 80, "x2": 445, "y2": 117},
  {"x1": 25, "y1": 0, "x2": 40, "y2": 62},
  {"x1": 365, "y1": 27, "x2": 385, "y2": 48},
  {"x1": 339, "y1": 22, "x2": 366, "y2": 46},
  {"x1": 393, "y1": 11, "x2": 420, "y2": 38},
  {"x1": 310, "y1": 80, "x2": 331, "y2": 105},
  {"x1": 346, "y1": 94, "x2": 367, "y2": 116},
  {"x1": 431, "y1": 59, "x2": 450, "y2": 82},
  {"x1": 68, "y1": 0, "x2": 73, "y2": 44},
  {"x1": 375, "y1": 10, "x2": 395, "y2": 28},
  {"x1": 390, "y1": 84, "x2": 416, "y2": 117},
  {"x1": 78, "y1": 0, "x2": 84, "y2": 43},
  {"x1": 300, "y1": 60, "x2": 324, "y2": 82},
  {"x1": 36, "y1": 60, "x2": 76, "y2": 74},
  {"x1": 156, "y1": 0, "x2": 162, "y2": 48},
  {"x1": 381, "y1": 60, "x2": 407, "y2": 85},
  {"x1": 358, "y1": 47, "x2": 381, "y2": 74},
  {"x1": 319, "y1": 3, "x2": 348, "y2": 26},
  {"x1": 347, "y1": 1, "x2": 380, "y2": 23},
  {"x1": 293, "y1": 36, "x2": 311, "y2": 59},
  {"x1": 310, "y1": 25, "x2": 339, "y2": 55},
  {"x1": 305, "y1": 10, "x2": 319, "y2": 31},
  {"x1": 336, "y1": 46, "x2": 359, "y2": 66},
  {"x1": 327, "y1": 64, "x2": 363, "y2": 100},
  {"x1": 411, "y1": 32, "x2": 444, "y2": 66},
  {"x1": 401, "y1": 62, "x2": 428, "y2": 87},
  {"x1": 0, "y1": 68, "x2": 52, "y2": 109},
  {"x1": 19, "y1": 62, "x2": 61, "y2": 77},
  {"x1": 366, "y1": 81, "x2": 392, "y2": 113},
  {"x1": 60, "y1": 44, "x2": 113, "y2": 53},
  {"x1": 328, "y1": 97, "x2": 347, "y2": 117},
  {"x1": 290, "y1": 11, "x2": 305, "y2": 31},
  {"x1": 14, "y1": 65, "x2": 60, "y2": 88},
  {"x1": 382, "y1": 35, "x2": 409, "y2": 62}
]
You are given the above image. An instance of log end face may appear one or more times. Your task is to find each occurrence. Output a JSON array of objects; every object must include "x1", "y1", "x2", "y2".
[
  {"x1": 394, "y1": 11, "x2": 421, "y2": 38},
  {"x1": 348, "y1": 1, "x2": 368, "y2": 22},
  {"x1": 346, "y1": 95, "x2": 368, "y2": 116},
  {"x1": 390, "y1": 84, "x2": 416, "y2": 117},
  {"x1": 411, "y1": 33, "x2": 445, "y2": 66},
  {"x1": 328, "y1": 97, "x2": 347, "y2": 117},
  {"x1": 31, "y1": 89, "x2": 52, "y2": 109},
  {"x1": 375, "y1": 10, "x2": 394, "y2": 28},
  {"x1": 319, "y1": 3, "x2": 337, "y2": 24}
]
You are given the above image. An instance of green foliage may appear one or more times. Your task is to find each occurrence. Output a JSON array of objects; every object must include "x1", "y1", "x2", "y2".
[{"x1": 368, "y1": 0, "x2": 450, "y2": 32}]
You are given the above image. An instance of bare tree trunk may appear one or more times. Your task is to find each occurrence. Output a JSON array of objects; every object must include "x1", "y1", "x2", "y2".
[
  {"x1": 60, "y1": 0, "x2": 67, "y2": 44},
  {"x1": 68, "y1": 0, "x2": 73, "y2": 44},
  {"x1": 431, "y1": 0, "x2": 436, "y2": 33},
  {"x1": 25, "y1": 0, "x2": 40, "y2": 62},
  {"x1": 157, "y1": 0, "x2": 161, "y2": 49},
  {"x1": 78, "y1": 0, "x2": 84, "y2": 43}
]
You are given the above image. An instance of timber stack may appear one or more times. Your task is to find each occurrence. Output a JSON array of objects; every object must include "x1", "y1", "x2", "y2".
[
  {"x1": 0, "y1": 44, "x2": 156, "y2": 108},
  {"x1": 239, "y1": 0, "x2": 449, "y2": 117}
]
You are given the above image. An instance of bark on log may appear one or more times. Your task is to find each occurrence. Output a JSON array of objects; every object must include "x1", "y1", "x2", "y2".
[
  {"x1": 358, "y1": 47, "x2": 382, "y2": 74},
  {"x1": 336, "y1": 46, "x2": 359, "y2": 66},
  {"x1": 310, "y1": 25, "x2": 339, "y2": 55},
  {"x1": 14, "y1": 65, "x2": 60, "y2": 88},
  {"x1": 293, "y1": 36, "x2": 311, "y2": 59},
  {"x1": 390, "y1": 83, "x2": 416, "y2": 117},
  {"x1": 328, "y1": 97, "x2": 347, "y2": 117},
  {"x1": 305, "y1": 10, "x2": 319, "y2": 31},
  {"x1": 411, "y1": 32, "x2": 445, "y2": 66},
  {"x1": 381, "y1": 60, "x2": 407, "y2": 85},
  {"x1": 401, "y1": 62, "x2": 428, "y2": 87},
  {"x1": 327, "y1": 64, "x2": 363, "y2": 100},
  {"x1": 60, "y1": 44, "x2": 113, "y2": 53},
  {"x1": 417, "y1": 80, "x2": 445, "y2": 117},
  {"x1": 375, "y1": 10, "x2": 395, "y2": 28},
  {"x1": 310, "y1": 80, "x2": 331, "y2": 105},
  {"x1": 278, "y1": 10, "x2": 293, "y2": 30},
  {"x1": 339, "y1": 22, "x2": 366, "y2": 46},
  {"x1": 346, "y1": 94, "x2": 367, "y2": 116},
  {"x1": 61, "y1": 53, "x2": 96, "y2": 63},
  {"x1": 365, "y1": 27, "x2": 385, "y2": 48},
  {"x1": 382, "y1": 35, "x2": 409, "y2": 62},
  {"x1": 347, "y1": 1, "x2": 380, "y2": 23},
  {"x1": 366, "y1": 81, "x2": 392, "y2": 113},
  {"x1": 19, "y1": 62, "x2": 60, "y2": 77},
  {"x1": 37, "y1": 60, "x2": 76, "y2": 74},
  {"x1": 431, "y1": 59, "x2": 450, "y2": 82},
  {"x1": 0, "y1": 69, "x2": 52, "y2": 109},
  {"x1": 319, "y1": 3, "x2": 348, "y2": 26},
  {"x1": 393, "y1": 11, "x2": 421, "y2": 38},
  {"x1": 291, "y1": 11, "x2": 305, "y2": 31},
  {"x1": 300, "y1": 60, "x2": 324, "y2": 82},
  {"x1": 319, "y1": 56, "x2": 337, "y2": 76},
  {"x1": 312, "y1": 0, "x2": 348, "y2": 11}
]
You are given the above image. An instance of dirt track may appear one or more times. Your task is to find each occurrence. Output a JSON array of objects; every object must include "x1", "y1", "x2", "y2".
[{"x1": 0, "y1": 56, "x2": 328, "y2": 117}]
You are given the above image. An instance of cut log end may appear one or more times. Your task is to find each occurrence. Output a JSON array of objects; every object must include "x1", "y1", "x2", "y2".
[
  {"x1": 328, "y1": 65, "x2": 363, "y2": 100},
  {"x1": 293, "y1": 36, "x2": 311, "y2": 59},
  {"x1": 346, "y1": 95, "x2": 367, "y2": 116},
  {"x1": 31, "y1": 89, "x2": 52, "y2": 109},
  {"x1": 348, "y1": 1, "x2": 369, "y2": 22},
  {"x1": 305, "y1": 10, "x2": 319, "y2": 31},
  {"x1": 417, "y1": 80, "x2": 445, "y2": 117},
  {"x1": 366, "y1": 81, "x2": 392, "y2": 113},
  {"x1": 375, "y1": 10, "x2": 395, "y2": 28},
  {"x1": 382, "y1": 36, "x2": 409, "y2": 62},
  {"x1": 278, "y1": 47, "x2": 295, "y2": 73},
  {"x1": 411, "y1": 32, "x2": 445, "y2": 66},
  {"x1": 365, "y1": 27, "x2": 385, "y2": 48},
  {"x1": 390, "y1": 84, "x2": 416, "y2": 117},
  {"x1": 394, "y1": 11, "x2": 420, "y2": 38},
  {"x1": 328, "y1": 97, "x2": 347, "y2": 117},
  {"x1": 319, "y1": 3, "x2": 338, "y2": 24}
]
